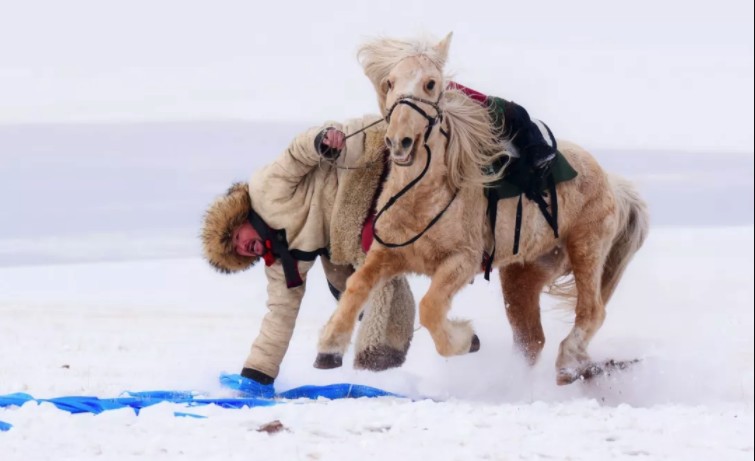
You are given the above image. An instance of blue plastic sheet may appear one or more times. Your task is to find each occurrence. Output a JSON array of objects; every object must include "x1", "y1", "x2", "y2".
[
  {"x1": 219, "y1": 373, "x2": 402, "y2": 399},
  {"x1": 0, "y1": 373, "x2": 404, "y2": 424},
  {"x1": 174, "y1": 412, "x2": 207, "y2": 419},
  {"x1": 0, "y1": 393, "x2": 33, "y2": 407},
  {"x1": 218, "y1": 373, "x2": 276, "y2": 398},
  {"x1": 277, "y1": 383, "x2": 402, "y2": 400}
]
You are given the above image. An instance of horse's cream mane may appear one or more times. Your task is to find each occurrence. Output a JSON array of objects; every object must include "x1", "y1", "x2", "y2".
[
  {"x1": 358, "y1": 36, "x2": 508, "y2": 189},
  {"x1": 358, "y1": 36, "x2": 449, "y2": 114},
  {"x1": 443, "y1": 90, "x2": 508, "y2": 189}
]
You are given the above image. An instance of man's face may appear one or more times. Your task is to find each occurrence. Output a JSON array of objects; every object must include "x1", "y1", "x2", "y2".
[{"x1": 233, "y1": 221, "x2": 265, "y2": 257}]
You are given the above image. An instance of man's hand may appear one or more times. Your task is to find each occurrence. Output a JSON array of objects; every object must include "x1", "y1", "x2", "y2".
[
  {"x1": 220, "y1": 371, "x2": 276, "y2": 398},
  {"x1": 315, "y1": 127, "x2": 346, "y2": 159},
  {"x1": 322, "y1": 128, "x2": 345, "y2": 151}
]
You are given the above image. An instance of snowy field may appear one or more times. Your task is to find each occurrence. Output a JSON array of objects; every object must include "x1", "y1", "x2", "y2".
[{"x1": 0, "y1": 123, "x2": 753, "y2": 460}]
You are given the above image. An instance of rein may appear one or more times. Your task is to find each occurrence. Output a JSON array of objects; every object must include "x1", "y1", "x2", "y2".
[
  {"x1": 373, "y1": 94, "x2": 456, "y2": 249},
  {"x1": 343, "y1": 117, "x2": 385, "y2": 140},
  {"x1": 318, "y1": 118, "x2": 388, "y2": 171},
  {"x1": 319, "y1": 155, "x2": 386, "y2": 171}
]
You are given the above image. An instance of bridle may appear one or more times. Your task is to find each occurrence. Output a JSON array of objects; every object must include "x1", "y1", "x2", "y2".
[
  {"x1": 372, "y1": 92, "x2": 457, "y2": 249},
  {"x1": 384, "y1": 93, "x2": 445, "y2": 133},
  {"x1": 320, "y1": 93, "x2": 447, "y2": 169}
]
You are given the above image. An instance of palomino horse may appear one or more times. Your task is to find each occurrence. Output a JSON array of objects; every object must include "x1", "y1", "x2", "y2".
[{"x1": 317, "y1": 33, "x2": 649, "y2": 385}]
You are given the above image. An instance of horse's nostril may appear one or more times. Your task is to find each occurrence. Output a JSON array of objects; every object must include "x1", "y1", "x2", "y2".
[
  {"x1": 401, "y1": 137, "x2": 413, "y2": 149},
  {"x1": 385, "y1": 137, "x2": 392, "y2": 147}
]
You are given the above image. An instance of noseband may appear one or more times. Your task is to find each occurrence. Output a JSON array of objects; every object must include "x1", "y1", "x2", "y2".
[
  {"x1": 385, "y1": 93, "x2": 443, "y2": 127},
  {"x1": 373, "y1": 93, "x2": 456, "y2": 249}
]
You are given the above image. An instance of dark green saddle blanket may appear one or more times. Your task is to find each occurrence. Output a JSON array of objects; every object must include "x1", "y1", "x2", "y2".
[
  {"x1": 484, "y1": 150, "x2": 578, "y2": 200},
  {"x1": 480, "y1": 150, "x2": 578, "y2": 280}
]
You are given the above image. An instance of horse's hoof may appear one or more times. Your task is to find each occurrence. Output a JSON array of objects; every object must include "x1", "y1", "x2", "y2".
[
  {"x1": 354, "y1": 344, "x2": 407, "y2": 371},
  {"x1": 469, "y1": 334, "x2": 481, "y2": 353},
  {"x1": 559, "y1": 359, "x2": 641, "y2": 384},
  {"x1": 313, "y1": 353, "x2": 343, "y2": 369},
  {"x1": 556, "y1": 368, "x2": 579, "y2": 385}
]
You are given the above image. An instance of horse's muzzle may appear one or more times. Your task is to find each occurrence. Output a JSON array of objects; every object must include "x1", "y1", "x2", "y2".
[{"x1": 390, "y1": 135, "x2": 419, "y2": 166}]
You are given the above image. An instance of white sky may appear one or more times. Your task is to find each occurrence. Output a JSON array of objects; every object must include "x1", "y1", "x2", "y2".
[{"x1": 0, "y1": 0, "x2": 753, "y2": 152}]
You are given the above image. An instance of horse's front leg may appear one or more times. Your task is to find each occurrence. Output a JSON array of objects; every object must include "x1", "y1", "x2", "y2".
[
  {"x1": 315, "y1": 248, "x2": 404, "y2": 368},
  {"x1": 420, "y1": 253, "x2": 480, "y2": 357}
]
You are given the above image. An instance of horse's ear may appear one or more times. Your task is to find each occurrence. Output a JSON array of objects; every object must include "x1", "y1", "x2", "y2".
[
  {"x1": 434, "y1": 32, "x2": 453, "y2": 66},
  {"x1": 379, "y1": 77, "x2": 390, "y2": 98}
]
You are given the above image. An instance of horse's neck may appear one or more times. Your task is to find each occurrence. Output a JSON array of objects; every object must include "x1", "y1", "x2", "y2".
[{"x1": 383, "y1": 136, "x2": 453, "y2": 224}]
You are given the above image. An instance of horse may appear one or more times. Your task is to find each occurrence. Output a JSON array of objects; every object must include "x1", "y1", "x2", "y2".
[{"x1": 316, "y1": 33, "x2": 649, "y2": 385}]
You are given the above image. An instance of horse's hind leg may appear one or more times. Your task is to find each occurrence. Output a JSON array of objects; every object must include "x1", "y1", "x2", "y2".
[
  {"x1": 500, "y1": 250, "x2": 563, "y2": 365},
  {"x1": 556, "y1": 226, "x2": 612, "y2": 385},
  {"x1": 420, "y1": 253, "x2": 479, "y2": 357},
  {"x1": 316, "y1": 249, "x2": 403, "y2": 367}
]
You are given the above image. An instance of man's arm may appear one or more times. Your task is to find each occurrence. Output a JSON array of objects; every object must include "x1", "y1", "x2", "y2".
[
  {"x1": 241, "y1": 260, "x2": 314, "y2": 382},
  {"x1": 253, "y1": 124, "x2": 345, "y2": 204}
]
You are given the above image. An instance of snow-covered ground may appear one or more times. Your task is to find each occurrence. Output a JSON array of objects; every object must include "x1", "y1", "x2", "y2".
[{"x1": 0, "y1": 124, "x2": 753, "y2": 459}]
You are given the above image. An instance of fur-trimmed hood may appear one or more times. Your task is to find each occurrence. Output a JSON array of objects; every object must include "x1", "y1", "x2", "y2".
[
  {"x1": 201, "y1": 182, "x2": 257, "y2": 273},
  {"x1": 201, "y1": 120, "x2": 389, "y2": 274}
]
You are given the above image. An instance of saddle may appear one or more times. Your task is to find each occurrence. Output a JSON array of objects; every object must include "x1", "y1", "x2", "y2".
[{"x1": 481, "y1": 97, "x2": 578, "y2": 281}]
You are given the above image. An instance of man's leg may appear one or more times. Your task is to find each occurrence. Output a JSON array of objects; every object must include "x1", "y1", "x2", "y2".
[{"x1": 320, "y1": 256, "x2": 355, "y2": 301}]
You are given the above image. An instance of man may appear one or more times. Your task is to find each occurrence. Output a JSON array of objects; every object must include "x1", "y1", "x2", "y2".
[{"x1": 201, "y1": 116, "x2": 416, "y2": 390}]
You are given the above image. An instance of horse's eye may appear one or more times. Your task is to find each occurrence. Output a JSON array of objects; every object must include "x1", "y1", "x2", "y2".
[{"x1": 426, "y1": 80, "x2": 436, "y2": 91}]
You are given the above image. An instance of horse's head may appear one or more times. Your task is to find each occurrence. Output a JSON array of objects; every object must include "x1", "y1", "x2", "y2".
[
  {"x1": 359, "y1": 33, "x2": 453, "y2": 166},
  {"x1": 359, "y1": 33, "x2": 505, "y2": 189},
  {"x1": 382, "y1": 55, "x2": 445, "y2": 165}
]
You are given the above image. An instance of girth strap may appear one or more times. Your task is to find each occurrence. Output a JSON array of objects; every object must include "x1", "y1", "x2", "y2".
[
  {"x1": 513, "y1": 175, "x2": 559, "y2": 254},
  {"x1": 483, "y1": 174, "x2": 560, "y2": 281}
]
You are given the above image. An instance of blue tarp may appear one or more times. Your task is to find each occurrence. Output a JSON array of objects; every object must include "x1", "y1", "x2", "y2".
[
  {"x1": 0, "y1": 373, "x2": 404, "y2": 430},
  {"x1": 0, "y1": 393, "x2": 34, "y2": 407}
]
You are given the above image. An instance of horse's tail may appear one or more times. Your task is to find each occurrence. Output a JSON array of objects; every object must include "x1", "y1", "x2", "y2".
[{"x1": 600, "y1": 174, "x2": 649, "y2": 304}]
